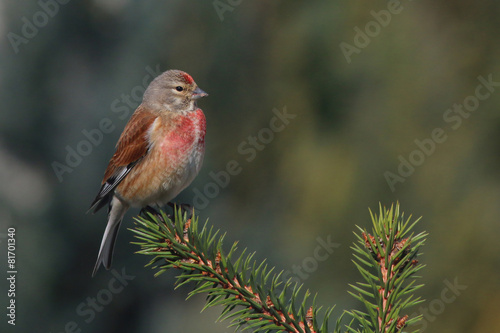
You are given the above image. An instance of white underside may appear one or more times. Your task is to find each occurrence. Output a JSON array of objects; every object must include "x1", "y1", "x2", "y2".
[{"x1": 156, "y1": 147, "x2": 204, "y2": 206}]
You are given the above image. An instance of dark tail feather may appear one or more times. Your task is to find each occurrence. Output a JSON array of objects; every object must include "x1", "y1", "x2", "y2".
[
  {"x1": 87, "y1": 183, "x2": 114, "y2": 214},
  {"x1": 92, "y1": 197, "x2": 128, "y2": 277},
  {"x1": 88, "y1": 188, "x2": 113, "y2": 214}
]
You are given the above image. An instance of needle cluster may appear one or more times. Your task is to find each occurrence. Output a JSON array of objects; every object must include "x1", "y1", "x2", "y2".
[
  {"x1": 347, "y1": 204, "x2": 427, "y2": 332},
  {"x1": 130, "y1": 203, "x2": 426, "y2": 333}
]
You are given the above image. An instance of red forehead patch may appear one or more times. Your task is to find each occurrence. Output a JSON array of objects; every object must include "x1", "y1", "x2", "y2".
[{"x1": 181, "y1": 72, "x2": 194, "y2": 84}]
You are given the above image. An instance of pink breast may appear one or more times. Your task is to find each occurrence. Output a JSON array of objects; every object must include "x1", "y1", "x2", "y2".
[
  {"x1": 194, "y1": 108, "x2": 206, "y2": 146},
  {"x1": 162, "y1": 109, "x2": 206, "y2": 156}
]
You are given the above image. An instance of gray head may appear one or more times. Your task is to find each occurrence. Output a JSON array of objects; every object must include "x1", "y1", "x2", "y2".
[{"x1": 142, "y1": 70, "x2": 207, "y2": 112}]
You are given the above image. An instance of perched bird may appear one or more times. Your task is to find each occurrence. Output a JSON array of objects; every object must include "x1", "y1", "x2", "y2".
[{"x1": 88, "y1": 70, "x2": 208, "y2": 276}]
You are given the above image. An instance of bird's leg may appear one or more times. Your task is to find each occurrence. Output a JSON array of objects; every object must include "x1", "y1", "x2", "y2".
[
  {"x1": 167, "y1": 202, "x2": 194, "y2": 219},
  {"x1": 140, "y1": 205, "x2": 166, "y2": 223}
]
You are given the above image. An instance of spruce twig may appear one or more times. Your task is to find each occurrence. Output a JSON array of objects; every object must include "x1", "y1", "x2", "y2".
[
  {"x1": 346, "y1": 204, "x2": 427, "y2": 332},
  {"x1": 131, "y1": 208, "x2": 333, "y2": 333},
  {"x1": 130, "y1": 203, "x2": 426, "y2": 333}
]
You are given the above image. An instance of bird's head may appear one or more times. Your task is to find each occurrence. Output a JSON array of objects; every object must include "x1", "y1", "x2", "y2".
[{"x1": 143, "y1": 69, "x2": 208, "y2": 113}]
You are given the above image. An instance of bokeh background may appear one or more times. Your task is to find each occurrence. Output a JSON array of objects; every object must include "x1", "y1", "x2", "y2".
[{"x1": 1, "y1": 1, "x2": 499, "y2": 332}]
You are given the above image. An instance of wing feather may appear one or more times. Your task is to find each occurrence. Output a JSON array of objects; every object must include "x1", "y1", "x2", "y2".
[{"x1": 89, "y1": 107, "x2": 158, "y2": 213}]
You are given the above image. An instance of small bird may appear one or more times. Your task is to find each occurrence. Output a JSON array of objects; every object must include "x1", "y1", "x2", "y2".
[{"x1": 89, "y1": 70, "x2": 208, "y2": 276}]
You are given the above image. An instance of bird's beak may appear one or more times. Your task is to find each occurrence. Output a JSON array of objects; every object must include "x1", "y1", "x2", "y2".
[{"x1": 192, "y1": 86, "x2": 208, "y2": 99}]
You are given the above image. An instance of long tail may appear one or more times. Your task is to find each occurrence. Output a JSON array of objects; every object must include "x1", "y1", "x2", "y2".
[{"x1": 92, "y1": 196, "x2": 129, "y2": 277}]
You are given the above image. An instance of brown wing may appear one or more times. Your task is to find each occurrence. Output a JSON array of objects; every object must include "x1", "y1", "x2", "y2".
[
  {"x1": 88, "y1": 107, "x2": 158, "y2": 213},
  {"x1": 103, "y1": 108, "x2": 158, "y2": 182}
]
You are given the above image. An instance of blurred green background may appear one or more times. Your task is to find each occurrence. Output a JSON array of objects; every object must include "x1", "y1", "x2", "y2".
[{"x1": 1, "y1": 1, "x2": 499, "y2": 332}]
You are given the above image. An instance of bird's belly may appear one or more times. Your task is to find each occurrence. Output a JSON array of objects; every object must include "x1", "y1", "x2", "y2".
[
  {"x1": 117, "y1": 146, "x2": 204, "y2": 208},
  {"x1": 156, "y1": 145, "x2": 204, "y2": 205}
]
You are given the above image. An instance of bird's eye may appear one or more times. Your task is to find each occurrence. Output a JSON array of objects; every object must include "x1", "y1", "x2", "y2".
[{"x1": 175, "y1": 86, "x2": 184, "y2": 92}]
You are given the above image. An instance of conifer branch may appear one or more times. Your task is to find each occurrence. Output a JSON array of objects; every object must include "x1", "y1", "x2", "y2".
[
  {"x1": 346, "y1": 204, "x2": 427, "y2": 332},
  {"x1": 131, "y1": 208, "x2": 334, "y2": 333},
  {"x1": 130, "y1": 203, "x2": 426, "y2": 333}
]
